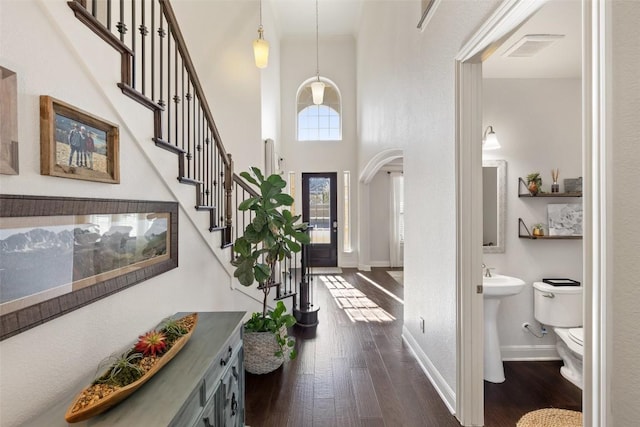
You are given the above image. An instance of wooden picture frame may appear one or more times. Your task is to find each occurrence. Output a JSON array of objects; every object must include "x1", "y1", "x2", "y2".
[
  {"x1": 0, "y1": 195, "x2": 178, "y2": 341},
  {"x1": 40, "y1": 95, "x2": 120, "y2": 183},
  {"x1": 1, "y1": 66, "x2": 19, "y2": 175}
]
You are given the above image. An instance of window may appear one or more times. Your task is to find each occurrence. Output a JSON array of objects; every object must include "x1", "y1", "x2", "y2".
[
  {"x1": 297, "y1": 81, "x2": 341, "y2": 141},
  {"x1": 343, "y1": 171, "x2": 352, "y2": 252}
]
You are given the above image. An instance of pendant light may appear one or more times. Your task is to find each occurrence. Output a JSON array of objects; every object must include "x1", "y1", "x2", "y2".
[
  {"x1": 311, "y1": 0, "x2": 325, "y2": 105},
  {"x1": 253, "y1": 0, "x2": 269, "y2": 69}
]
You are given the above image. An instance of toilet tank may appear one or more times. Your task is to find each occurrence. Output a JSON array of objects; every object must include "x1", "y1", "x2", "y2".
[{"x1": 533, "y1": 282, "x2": 583, "y2": 327}]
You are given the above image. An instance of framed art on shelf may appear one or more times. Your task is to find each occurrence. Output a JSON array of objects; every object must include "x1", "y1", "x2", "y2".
[
  {"x1": 40, "y1": 95, "x2": 120, "y2": 183},
  {"x1": 547, "y1": 203, "x2": 583, "y2": 237},
  {"x1": 0, "y1": 195, "x2": 178, "y2": 340}
]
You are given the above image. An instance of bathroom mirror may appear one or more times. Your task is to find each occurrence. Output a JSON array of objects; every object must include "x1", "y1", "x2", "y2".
[{"x1": 483, "y1": 159, "x2": 506, "y2": 253}]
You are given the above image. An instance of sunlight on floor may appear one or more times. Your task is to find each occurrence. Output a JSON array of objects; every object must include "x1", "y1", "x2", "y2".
[{"x1": 320, "y1": 275, "x2": 396, "y2": 323}]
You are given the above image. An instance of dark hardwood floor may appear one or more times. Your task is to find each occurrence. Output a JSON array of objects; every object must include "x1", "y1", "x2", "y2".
[
  {"x1": 484, "y1": 361, "x2": 582, "y2": 426},
  {"x1": 245, "y1": 268, "x2": 582, "y2": 427}
]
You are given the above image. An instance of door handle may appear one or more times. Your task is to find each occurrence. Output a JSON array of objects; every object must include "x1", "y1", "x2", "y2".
[{"x1": 332, "y1": 220, "x2": 338, "y2": 231}]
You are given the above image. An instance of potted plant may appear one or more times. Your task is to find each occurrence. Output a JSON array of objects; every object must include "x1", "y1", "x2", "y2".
[
  {"x1": 527, "y1": 172, "x2": 542, "y2": 195},
  {"x1": 532, "y1": 223, "x2": 545, "y2": 237},
  {"x1": 231, "y1": 167, "x2": 309, "y2": 374}
]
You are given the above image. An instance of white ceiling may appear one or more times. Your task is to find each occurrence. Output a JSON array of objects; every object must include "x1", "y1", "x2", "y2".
[
  {"x1": 483, "y1": 0, "x2": 582, "y2": 78},
  {"x1": 270, "y1": 0, "x2": 363, "y2": 38},
  {"x1": 269, "y1": 0, "x2": 581, "y2": 78}
]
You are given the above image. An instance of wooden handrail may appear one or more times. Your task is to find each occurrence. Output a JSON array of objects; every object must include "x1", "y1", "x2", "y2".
[{"x1": 232, "y1": 173, "x2": 260, "y2": 198}]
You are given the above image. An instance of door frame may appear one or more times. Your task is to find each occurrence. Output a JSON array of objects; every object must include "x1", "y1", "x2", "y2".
[
  {"x1": 454, "y1": 1, "x2": 611, "y2": 425},
  {"x1": 302, "y1": 172, "x2": 339, "y2": 267}
]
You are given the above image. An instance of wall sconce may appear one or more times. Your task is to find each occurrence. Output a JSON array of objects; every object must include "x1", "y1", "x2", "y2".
[
  {"x1": 483, "y1": 126, "x2": 501, "y2": 150},
  {"x1": 253, "y1": 0, "x2": 269, "y2": 68}
]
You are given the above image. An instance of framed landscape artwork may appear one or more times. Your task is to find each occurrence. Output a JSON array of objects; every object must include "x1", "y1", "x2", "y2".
[
  {"x1": 40, "y1": 95, "x2": 120, "y2": 183},
  {"x1": 0, "y1": 195, "x2": 178, "y2": 340}
]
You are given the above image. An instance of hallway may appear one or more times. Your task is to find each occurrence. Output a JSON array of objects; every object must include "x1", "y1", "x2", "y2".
[
  {"x1": 245, "y1": 268, "x2": 583, "y2": 426},
  {"x1": 245, "y1": 268, "x2": 459, "y2": 426}
]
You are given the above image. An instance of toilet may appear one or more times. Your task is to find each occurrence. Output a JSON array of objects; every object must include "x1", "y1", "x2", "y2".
[{"x1": 533, "y1": 281, "x2": 584, "y2": 389}]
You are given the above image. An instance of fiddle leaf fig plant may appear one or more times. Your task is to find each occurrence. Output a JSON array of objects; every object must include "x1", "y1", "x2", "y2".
[{"x1": 231, "y1": 168, "x2": 309, "y2": 360}]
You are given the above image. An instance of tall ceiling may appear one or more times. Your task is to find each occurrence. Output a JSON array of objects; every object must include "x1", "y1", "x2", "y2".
[
  {"x1": 270, "y1": 0, "x2": 363, "y2": 38},
  {"x1": 268, "y1": 0, "x2": 581, "y2": 78}
]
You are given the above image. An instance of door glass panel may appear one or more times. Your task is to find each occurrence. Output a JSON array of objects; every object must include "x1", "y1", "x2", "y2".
[{"x1": 308, "y1": 177, "x2": 331, "y2": 244}]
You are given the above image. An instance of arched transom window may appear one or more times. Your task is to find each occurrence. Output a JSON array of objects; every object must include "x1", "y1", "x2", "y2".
[{"x1": 297, "y1": 81, "x2": 341, "y2": 141}]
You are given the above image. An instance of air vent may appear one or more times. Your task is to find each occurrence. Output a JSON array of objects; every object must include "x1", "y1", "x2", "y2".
[{"x1": 502, "y1": 34, "x2": 565, "y2": 58}]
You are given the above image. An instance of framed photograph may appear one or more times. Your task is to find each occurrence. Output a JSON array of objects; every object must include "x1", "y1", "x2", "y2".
[
  {"x1": 547, "y1": 203, "x2": 583, "y2": 236},
  {"x1": 0, "y1": 195, "x2": 178, "y2": 340},
  {"x1": 1, "y1": 66, "x2": 19, "y2": 175},
  {"x1": 40, "y1": 95, "x2": 119, "y2": 183}
]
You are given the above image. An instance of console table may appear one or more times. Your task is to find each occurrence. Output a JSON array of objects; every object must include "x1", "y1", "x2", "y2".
[{"x1": 27, "y1": 311, "x2": 245, "y2": 426}]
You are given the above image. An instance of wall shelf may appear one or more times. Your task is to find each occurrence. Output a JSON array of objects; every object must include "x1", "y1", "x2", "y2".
[
  {"x1": 518, "y1": 218, "x2": 582, "y2": 240},
  {"x1": 517, "y1": 177, "x2": 582, "y2": 198}
]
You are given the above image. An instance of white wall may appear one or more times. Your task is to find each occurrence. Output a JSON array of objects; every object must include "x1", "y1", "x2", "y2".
[
  {"x1": 0, "y1": 1, "x2": 259, "y2": 425},
  {"x1": 611, "y1": 1, "x2": 640, "y2": 423},
  {"x1": 369, "y1": 170, "x2": 391, "y2": 266},
  {"x1": 482, "y1": 78, "x2": 583, "y2": 358},
  {"x1": 356, "y1": 0, "x2": 500, "y2": 409},
  {"x1": 171, "y1": 0, "x2": 263, "y2": 176},
  {"x1": 279, "y1": 35, "x2": 358, "y2": 267}
]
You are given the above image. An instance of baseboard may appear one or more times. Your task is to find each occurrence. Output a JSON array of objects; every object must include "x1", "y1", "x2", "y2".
[
  {"x1": 501, "y1": 344, "x2": 561, "y2": 361},
  {"x1": 357, "y1": 263, "x2": 371, "y2": 271},
  {"x1": 402, "y1": 326, "x2": 456, "y2": 414},
  {"x1": 338, "y1": 261, "x2": 358, "y2": 268},
  {"x1": 370, "y1": 261, "x2": 391, "y2": 267}
]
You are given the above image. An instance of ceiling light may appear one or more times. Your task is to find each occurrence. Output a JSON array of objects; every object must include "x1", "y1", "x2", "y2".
[
  {"x1": 253, "y1": 0, "x2": 269, "y2": 68},
  {"x1": 483, "y1": 126, "x2": 501, "y2": 150}
]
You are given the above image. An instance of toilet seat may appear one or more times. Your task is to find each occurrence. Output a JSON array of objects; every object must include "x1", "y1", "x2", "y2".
[
  {"x1": 554, "y1": 327, "x2": 584, "y2": 356},
  {"x1": 568, "y1": 327, "x2": 583, "y2": 346}
]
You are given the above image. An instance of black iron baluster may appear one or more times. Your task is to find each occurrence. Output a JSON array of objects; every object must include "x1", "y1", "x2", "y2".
[
  {"x1": 186, "y1": 80, "x2": 192, "y2": 182},
  {"x1": 131, "y1": 0, "x2": 136, "y2": 88},
  {"x1": 91, "y1": 0, "x2": 97, "y2": 17},
  {"x1": 166, "y1": 26, "x2": 171, "y2": 144},
  {"x1": 117, "y1": 0, "x2": 126, "y2": 43},
  {"x1": 157, "y1": 13, "x2": 165, "y2": 109},
  {"x1": 139, "y1": 0, "x2": 148, "y2": 95},
  {"x1": 151, "y1": 0, "x2": 155, "y2": 102},
  {"x1": 107, "y1": 0, "x2": 112, "y2": 30},
  {"x1": 173, "y1": 43, "x2": 179, "y2": 151}
]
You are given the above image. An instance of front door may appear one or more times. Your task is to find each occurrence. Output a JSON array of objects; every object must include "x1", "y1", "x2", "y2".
[{"x1": 302, "y1": 172, "x2": 338, "y2": 267}]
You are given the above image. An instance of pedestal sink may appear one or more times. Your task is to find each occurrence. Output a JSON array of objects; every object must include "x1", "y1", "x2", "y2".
[{"x1": 483, "y1": 274, "x2": 526, "y2": 383}]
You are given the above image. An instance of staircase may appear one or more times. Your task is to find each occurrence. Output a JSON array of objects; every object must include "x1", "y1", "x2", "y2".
[
  {"x1": 68, "y1": 0, "x2": 233, "y2": 245},
  {"x1": 65, "y1": 0, "x2": 310, "y2": 311}
]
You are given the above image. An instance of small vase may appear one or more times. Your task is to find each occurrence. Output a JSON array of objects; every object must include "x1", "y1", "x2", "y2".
[
  {"x1": 551, "y1": 182, "x2": 559, "y2": 193},
  {"x1": 533, "y1": 228, "x2": 544, "y2": 237},
  {"x1": 528, "y1": 181, "x2": 538, "y2": 196}
]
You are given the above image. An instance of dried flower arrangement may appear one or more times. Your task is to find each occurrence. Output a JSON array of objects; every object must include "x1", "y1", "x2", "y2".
[{"x1": 64, "y1": 313, "x2": 198, "y2": 423}]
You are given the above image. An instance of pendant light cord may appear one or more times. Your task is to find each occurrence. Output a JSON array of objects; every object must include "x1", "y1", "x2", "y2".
[
  {"x1": 258, "y1": 0, "x2": 264, "y2": 37},
  {"x1": 315, "y1": 0, "x2": 320, "y2": 81}
]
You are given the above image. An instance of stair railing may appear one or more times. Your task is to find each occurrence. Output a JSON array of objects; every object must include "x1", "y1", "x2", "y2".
[
  {"x1": 68, "y1": 0, "x2": 234, "y2": 243},
  {"x1": 231, "y1": 173, "x2": 302, "y2": 301},
  {"x1": 67, "y1": 0, "x2": 301, "y2": 309}
]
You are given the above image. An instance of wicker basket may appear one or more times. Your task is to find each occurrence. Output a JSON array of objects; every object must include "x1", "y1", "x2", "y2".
[{"x1": 243, "y1": 327, "x2": 286, "y2": 375}]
